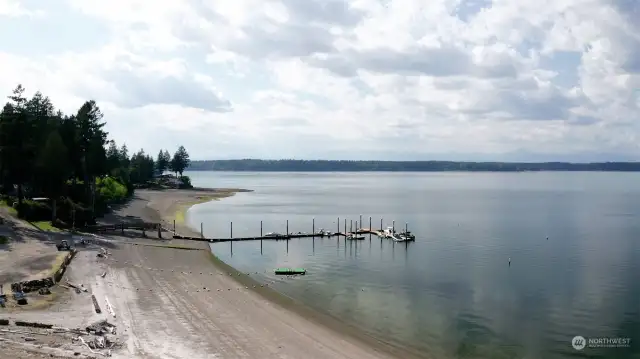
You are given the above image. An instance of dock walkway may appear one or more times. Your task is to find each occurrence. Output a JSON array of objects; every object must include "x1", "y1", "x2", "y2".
[{"x1": 81, "y1": 222, "x2": 395, "y2": 243}]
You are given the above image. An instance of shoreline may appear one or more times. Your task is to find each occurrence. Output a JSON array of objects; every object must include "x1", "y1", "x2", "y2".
[{"x1": 146, "y1": 188, "x2": 425, "y2": 359}]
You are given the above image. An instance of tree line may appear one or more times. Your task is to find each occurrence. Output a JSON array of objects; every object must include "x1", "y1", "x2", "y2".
[
  {"x1": 188, "y1": 159, "x2": 640, "y2": 172},
  {"x1": 0, "y1": 85, "x2": 191, "y2": 227}
]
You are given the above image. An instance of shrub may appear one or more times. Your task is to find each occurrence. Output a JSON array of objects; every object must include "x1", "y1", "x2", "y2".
[
  {"x1": 96, "y1": 176, "x2": 128, "y2": 203},
  {"x1": 179, "y1": 176, "x2": 193, "y2": 189},
  {"x1": 16, "y1": 199, "x2": 51, "y2": 221}
]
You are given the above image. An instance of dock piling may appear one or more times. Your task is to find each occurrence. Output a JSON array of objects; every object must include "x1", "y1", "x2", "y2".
[
  {"x1": 230, "y1": 221, "x2": 233, "y2": 239},
  {"x1": 344, "y1": 218, "x2": 346, "y2": 235},
  {"x1": 337, "y1": 217, "x2": 339, "y2": 234},
  {"x1": 350, "y1": 220, "x2": 353, "y2": 233},
  {"x1": 173, "y1": 220, "x2": 176, "y2": 233},
  {"x1": 201, "y1": 223, "x2": 204, "y2": 239},
  {"x1": 260, "y1": 220, "x2": 263, "y2": 237},
  {"x1": 405, "y1": 223, "x2": 408, "y2": 233},
  {"x1": 369, "y1": 217, "x2": 372, "y2": 240},
  {"x1": 393, "y1": 220, "x2": 395, "y2": 233},
  {"x1": 312, "y1": 217, "x2": 315, "y2": 236},
  {"x1": 359, "y1": 214, "x2": 362, "y2": 230},
  {"x1": 286, "y1": 220, "x2": 289, "y2": 236},
  {"x1": 380, "y1": 218, "x2": 383, "y2": 231}
]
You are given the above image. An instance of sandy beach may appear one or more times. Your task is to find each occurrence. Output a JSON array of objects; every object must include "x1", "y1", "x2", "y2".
[{"x1": 0, "y1": 188, "x2": 426, "y2": 359}]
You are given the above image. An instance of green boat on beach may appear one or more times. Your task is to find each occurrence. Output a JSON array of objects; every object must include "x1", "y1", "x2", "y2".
[{"x1": 274, "y1": 268, "x2": 306, "y2": 275}]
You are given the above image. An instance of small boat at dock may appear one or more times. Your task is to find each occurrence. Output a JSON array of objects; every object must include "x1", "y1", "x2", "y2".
[
  {"x1": 316, "y1": 229, "x2": 333, "y2": 237},
  {"x1": 398, "y1": 230, "x2": 415, "y2": 241},
  {"x1": 346, "y1": 233, "x2": 365, "y2": 240}
]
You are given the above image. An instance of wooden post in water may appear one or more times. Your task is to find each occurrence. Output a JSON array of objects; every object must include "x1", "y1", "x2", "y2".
[
  {"x1": 344, "y1": 218, "x2": 346, "y2": 235},
  {"x1": 369, "y1": 217, "x2": 372, "y2": 240},
  {"x1": 359, "y1": 214, "x2": 362, "y2": 230},
  {"x1": 380, "y1": 218, "x2": 383, "y2": 231},
  {"x1": 230, "y1": 221, "x2": 233, "y2": 239},
  {"x1": 337, "y1": 217, "x2": 339, "y2": 234},
  {"x1": 405, "y1": 223, "x2": 408, "y2": 233},
  {"x1": 173, "y1": 220, "x2": 176, "y2": 233},
  {"x1": 286, "y1": 220, "x2": 289, "y2": 236},
  {"x1": 312, "y1": 217, "x2": 315, "y2": 235},
  {"x1": 200, "y1": 223, "x2": 204, "y2": 239},
  {"x1": 392, "y1": 220, "x2": 395, "y2": 233},
  {"x1": 260, "y1": 220, "x2": 263, "y2": 237},
  {"x1": 350, "y1": 220, "x2": 353, "y2": 233}
]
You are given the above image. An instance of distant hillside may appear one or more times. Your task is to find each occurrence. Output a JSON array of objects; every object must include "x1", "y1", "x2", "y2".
[{"x1": 187, "y1": 159, "x2": 640, "y2": 172}]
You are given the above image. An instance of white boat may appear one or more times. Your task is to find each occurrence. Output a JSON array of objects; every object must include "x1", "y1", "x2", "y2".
[
  {"x1": 390, "y1": 233, "x2": 410, "y2": 242},
  {"x1": 398, "y1": 231, "x2": 416, "y2": 241},
  {"x1": 316, "y1": 229, "x2": 332, "y2": 237},
  {"x1": 382, "y1": 226, "x2": 395, "y2": 238},
  {"x1": 346, "y1": 233, "x2": 365, "y2": 240}
]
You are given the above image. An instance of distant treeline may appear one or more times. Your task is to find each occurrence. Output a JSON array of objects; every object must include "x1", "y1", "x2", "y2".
[{"x1": 188, "y1": 159, "x2": 640, "y2": 172}]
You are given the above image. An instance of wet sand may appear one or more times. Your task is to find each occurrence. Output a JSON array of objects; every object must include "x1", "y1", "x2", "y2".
[{"x1": 0, "y1": 189, "x2": 426, "y2": 358}]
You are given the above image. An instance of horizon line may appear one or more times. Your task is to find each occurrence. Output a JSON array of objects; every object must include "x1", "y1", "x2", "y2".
[{"x1": 189, "y1": 159, "x2": 640, "y2": 164}]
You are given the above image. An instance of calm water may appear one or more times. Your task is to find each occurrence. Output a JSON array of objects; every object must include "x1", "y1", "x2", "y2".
[{"x1": 185, "y1": 171, "x2": 640, "y2": 359}]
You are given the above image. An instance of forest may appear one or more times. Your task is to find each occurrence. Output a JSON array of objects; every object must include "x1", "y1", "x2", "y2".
[
  {"x1": 0, "y1": 85, "x2": 191, "y2": 228},
  {"x1": 188, "y1": 159, "x2": 640, "y2": 172}
]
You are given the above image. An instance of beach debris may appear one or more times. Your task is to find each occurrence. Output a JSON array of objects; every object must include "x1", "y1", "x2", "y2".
[
  {"x1": 66, "y1": 281, "x2": 88, "y2": 293},
  {"x1": 86, "y1": 320, "x2": 116, "y2": 336},
  {"x1": 104, "y1": 296, "x2": 116, "y2": 318},
  {"x1": 101, "y1": 271, "x2": 107, "y2": 278},
  {"x1": 38, "y1": 287, "x2": 51, "y2": 295},
  {"x1": 91, "y1": 294, "x2": 102, "y2": 314}
]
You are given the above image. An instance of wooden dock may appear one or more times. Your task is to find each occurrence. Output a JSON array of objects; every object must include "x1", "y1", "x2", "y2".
[{"x1": 80, "y1": 219, "x2": 408, "y2": 243}]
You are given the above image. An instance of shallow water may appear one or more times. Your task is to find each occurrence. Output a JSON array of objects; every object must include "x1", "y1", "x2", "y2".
[{"x1": 186, "y1": 171, "x2": 640, "y2": 359}]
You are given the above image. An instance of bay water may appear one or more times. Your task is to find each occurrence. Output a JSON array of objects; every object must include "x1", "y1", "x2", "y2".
[{"x1": 185, "y1": 171, "x2": 640, "y2": 359}]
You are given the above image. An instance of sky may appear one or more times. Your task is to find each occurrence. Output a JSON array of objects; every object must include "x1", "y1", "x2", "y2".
[{"x1": 0, "y1": 0, "x2": 639, "y2": 162}]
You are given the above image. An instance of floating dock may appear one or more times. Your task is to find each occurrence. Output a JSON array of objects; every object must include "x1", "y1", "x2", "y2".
[{"x1": 275, "y1": 268, "x2": 306, "y2": 275}]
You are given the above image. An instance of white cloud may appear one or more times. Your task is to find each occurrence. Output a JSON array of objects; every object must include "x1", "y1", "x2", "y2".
[{"x1": 0, "y1": 0, "x2": 639, "y2": 160}]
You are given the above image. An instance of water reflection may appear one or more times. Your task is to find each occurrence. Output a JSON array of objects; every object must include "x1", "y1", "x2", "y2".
[{"x1": 192, "y1": 172, "x2": 640, "y2": 359}]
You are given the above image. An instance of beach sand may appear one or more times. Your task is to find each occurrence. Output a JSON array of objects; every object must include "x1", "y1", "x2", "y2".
[{"x1": 0, "y1": 188, "x2": 426, "y2": 359}]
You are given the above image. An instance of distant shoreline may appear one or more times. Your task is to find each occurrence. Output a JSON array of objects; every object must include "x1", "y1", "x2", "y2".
[{"x1": 187, "y1": 159, "x2": 640, "y2": 172}]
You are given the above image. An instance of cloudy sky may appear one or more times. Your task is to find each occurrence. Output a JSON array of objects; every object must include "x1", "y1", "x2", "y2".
[{"x1": 1, "y1": 0, "x2": 639, "y2": 161}]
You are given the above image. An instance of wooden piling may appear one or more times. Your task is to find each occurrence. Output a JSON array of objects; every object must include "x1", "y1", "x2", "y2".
[
  {"x1": 230, "y1": 221, "x2": 233, "y2": 239},
  {"x1": 337, "y1": 217, "x2": 340, "y2": 233},
  {"x1": 369, "y1": 217, "x2": 372, "y2": 240},
  {"x1": 380, "y1": 218, "x2": 383, "y2": 231},
  {"x1": 359, "y1": 214, "x2": 362, "y2": 230},
  {"x1": 350, "y1": 220, "x2": 353, "y2": 233},
  {"x1": 312, "y1": 217, "x2": 315, "y2": 235},
  {"x1": 286, "y1": 220, "x2": 289, "y2": 235},
  {"x1": 393, "y1": 220, "x2": 395, "y2": 232},
  {"x1": 344, "y1": 218, "x2": 346, "y2": 235},
  {"x1": 200, "y1": 223, "x2": 204, "y2": 239},
  {"x1": 260, "y1": 220, "x2": 263, "y2": 253},
  {"x1": 173, "y1": 220, "x2": 176, "y2": 233}
]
